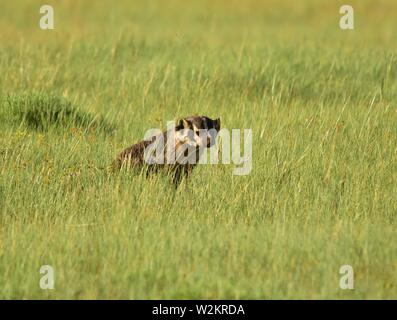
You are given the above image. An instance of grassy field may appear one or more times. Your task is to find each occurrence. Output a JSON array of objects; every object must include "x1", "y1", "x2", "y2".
[{"x1": 0, "y1": 0, "x2": 396, "y2": 299}]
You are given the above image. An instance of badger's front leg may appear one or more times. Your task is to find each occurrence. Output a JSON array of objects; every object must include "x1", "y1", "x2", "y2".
[
  {"x1": 172, "y1": 166, "x2": 183, "y2": 187},
  {"x1": 172, "y1": 165, "x2": 193, "y2": 187}
]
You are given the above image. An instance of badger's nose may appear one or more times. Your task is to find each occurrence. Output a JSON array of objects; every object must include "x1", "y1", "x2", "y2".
[{"x1": 206, "y1": 137, "x2": 212, "y2": 147}]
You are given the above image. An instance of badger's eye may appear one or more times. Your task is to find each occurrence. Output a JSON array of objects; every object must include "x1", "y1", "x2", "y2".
[{"x1": 195, "y1": 130, "x2": 200, "y2": 136}]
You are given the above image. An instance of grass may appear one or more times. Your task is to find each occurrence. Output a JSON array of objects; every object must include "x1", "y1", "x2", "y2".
[
  {"x1": 1, "y1": 93, "x2": 114, "y2": 133},
  {"x1": 0, "y1": 0, "x2": 396, "y2": 299}
]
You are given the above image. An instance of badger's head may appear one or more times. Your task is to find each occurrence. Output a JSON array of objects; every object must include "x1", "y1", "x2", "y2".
[{"x1": 175, "y1": 115, "x2": 221, "y2": 148}]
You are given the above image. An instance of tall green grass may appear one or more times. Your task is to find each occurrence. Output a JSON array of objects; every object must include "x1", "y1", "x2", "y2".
[
  {"x1": 0, "y1": 0, "x2": 396, "y2": 299},
  {"x1": 1, "y1": 93, "x2": 114, "y2": 133}
]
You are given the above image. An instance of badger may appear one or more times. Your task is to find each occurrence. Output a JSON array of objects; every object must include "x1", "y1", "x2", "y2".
[{"x1": 113, "y1": 115, "x2": 221, "y2": 185}]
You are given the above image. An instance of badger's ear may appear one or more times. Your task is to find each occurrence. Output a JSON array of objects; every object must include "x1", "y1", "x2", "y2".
[
  {"x1": 176, "y1": 118, "x2": 190, "y2": 130},
  {"x1": 176, "y1": 119, "x2": 183, "y2": 130},
  {"x1": 215, "y1": 118, "x2": 221, "y2": 131},
  {"x1": 183, "y1": 119, "x2": 191, "y2": 128}
]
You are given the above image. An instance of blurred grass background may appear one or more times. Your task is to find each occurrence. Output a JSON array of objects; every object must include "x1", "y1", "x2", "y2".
[{"x1": 0, "y1": 0, "x2": 396, "y2": 298}]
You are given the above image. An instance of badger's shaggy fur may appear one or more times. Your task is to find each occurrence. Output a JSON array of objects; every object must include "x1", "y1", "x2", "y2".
[{"x1": 113, "y1": 115, "x2": 220, "y2": 185}]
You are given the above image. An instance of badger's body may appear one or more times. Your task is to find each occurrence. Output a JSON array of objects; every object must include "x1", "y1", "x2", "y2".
[{"x1": 113, "y1": 115, "x2": 220, "y2": 185}]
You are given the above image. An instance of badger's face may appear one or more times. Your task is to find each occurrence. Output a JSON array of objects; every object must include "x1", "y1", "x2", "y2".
[{"x1": 176, "y1": 116, "x2": 221, "y2": 148}]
